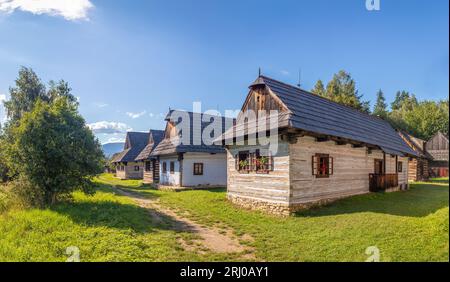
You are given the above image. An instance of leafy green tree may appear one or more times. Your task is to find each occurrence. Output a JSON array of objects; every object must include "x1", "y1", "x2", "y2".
[
  {"x1": 4, "y1": 97, "x2": 104, "y2": 205},
  {"x1": 4, "y1": 67, "x2": 78, "y2": 125},
  {"x1": 373, "y1": 89, "x2": 388, "y2": 118},
  {"x1": 388, "y1": 99, "x2": 449, "y2": 140},
  {"x1": 314, "y1": 70, "x2": 371, "y2": 113},
  {"x1": 391, "y1": 90, "x2": 418, "y2": 111},
  {"x1": 311, "y1": 80, "x2": 326, "y2": 97}
]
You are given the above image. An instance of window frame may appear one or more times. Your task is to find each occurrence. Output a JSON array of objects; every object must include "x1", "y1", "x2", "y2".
[
  {"x1": 312, "y1": 153, "x2": 333, "y2": 178},
  {"x1": 134, "y1": 165, "x2": 140, "y2": 171},
  {"x1": 397, "y1": 161, "x2": 403, "y2": 173},
  {"x1": 170, "y1": 161, "x2": 175, "y2": 174},
  {"x1": 162, "y1": 162, "x2": 167, "y2": 173},
  {"x1": 236, "y1": 151, "x2": 251, "y2": 173},
  {"x1": 193, "y1": 163, "x2": 204, "y2": 176}
]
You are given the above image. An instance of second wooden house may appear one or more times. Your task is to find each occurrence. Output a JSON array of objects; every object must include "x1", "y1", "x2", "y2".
[
  {"x1": 398, "y1": 131, "x2": 430, "y2": 182},
  {"x1": 150, "y1": 110, "x2": 234, "y2": 188}
]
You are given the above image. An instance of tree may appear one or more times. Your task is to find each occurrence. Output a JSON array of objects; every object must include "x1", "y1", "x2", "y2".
[
  {"x1": 313, "y1": 70, "x2": 371, "y2": 113},
  {"x1": 387, "y1": 99, "x2": 449, "y2": 140},
  {"x1": 4, "y1": 97, "x2": 104, "y2": 205},
  {"x1": 4, "y1": 67, "x2": 47, "y2": 123},
  {"x1": 311, "y1": 80, "x2": 326, "y2": 97},
  {"x1": 373, "y1": 89, "x2": 388, "y2": 118},
  {"x1": 3, "y1": 67, "x2": 78, "y2": 126},
  {"x1": 391, "y1": 90, "x2": 418, "y2": 111}
]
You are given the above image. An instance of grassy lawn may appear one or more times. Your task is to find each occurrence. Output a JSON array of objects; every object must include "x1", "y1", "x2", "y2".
[{"x1": 0, "y1": 174, "x2": 448, "y2": 262}]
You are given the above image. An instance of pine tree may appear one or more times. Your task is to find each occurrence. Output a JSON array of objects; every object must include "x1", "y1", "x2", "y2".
[
  {"x1": 311, "y1": 80, "x2": 326, "y2": 97},
  {"x1": 373, "y1": 89, "x2": 388, "y2": 118}
]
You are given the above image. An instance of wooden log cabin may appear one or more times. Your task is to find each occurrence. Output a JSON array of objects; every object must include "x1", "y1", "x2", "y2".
[
  {"x1": 134, "y1": 129, "x2": 165, "y2": 184},
  {"x1": 426, "y1": 131, "x2": 449, "y2": 177},
  {"x1": 217, "y1": 75, "x2": 419, "y2": 215},
  {"x1": 150, "y1": 110, "x2": 234, "y2": 188},
  {"x1": 398, "y1": 131, "x2": 430, "y2": 182},
  {"x1": 111, "y1": 132, "x2": 149, "y2": 180}
]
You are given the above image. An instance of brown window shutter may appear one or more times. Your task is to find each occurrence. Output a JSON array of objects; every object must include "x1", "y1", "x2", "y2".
[
  {"x1": 329, "y1": 156, "x2": 334, "y2": 175},
  {"x1": 312, "y1": 155, "x2": 317, "y2": 175},
  {"x1": 269, "y1": 153, "x2": 274, "y2": 171},
  {"x1": 250, "y1": 152, "x2": 255, "y2": 171}
]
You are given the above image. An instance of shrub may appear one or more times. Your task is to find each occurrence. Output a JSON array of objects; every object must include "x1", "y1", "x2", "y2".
[{"x1": 4, "y1": 98, "x2": 104, "y2": 206}]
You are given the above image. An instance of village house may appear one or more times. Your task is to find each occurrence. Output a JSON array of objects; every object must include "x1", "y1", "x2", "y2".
[
  {"x1": 217, "y1": 75, "x2": 419, "y2": 215},
  {"x1": 111, "y1": 131, "x2": 149, "y2": 179},
  {"x1": 398, "y1": 131, "x2": 431, "y2": 182},
  {"x1": 134, "y1": 129, "x2": 165, "y2": 184},
  {"x1": 150, "y1": 110, "x2": 234, "y2": 188},
  {"x1": 426, "y1": 131, "x2": 449, "y2": 177}
]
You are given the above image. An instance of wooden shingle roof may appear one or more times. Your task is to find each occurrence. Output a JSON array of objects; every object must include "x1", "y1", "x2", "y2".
[
  {"x1": 135, "y1": 130, "x2": 165, "y2": 161},
  {"x1": 150, "y1": 110, "x2": 234, "y2": 156},
  {"x1": 111, "y1": 132, "x2": 150, "y2": 163},
  {"x1": 221, "y1": 75, "x2": 418, "y2": 157}
]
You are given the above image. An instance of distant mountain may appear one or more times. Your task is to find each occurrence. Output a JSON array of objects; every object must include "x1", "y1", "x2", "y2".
[{"x1": 102, "y1": 142, "x2": 125, "y2": 159}]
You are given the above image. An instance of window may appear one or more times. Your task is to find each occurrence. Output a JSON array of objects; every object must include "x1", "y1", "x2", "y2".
[
  {"x1": 170, "y1": 161, "x2": 175, "y2": 174},
  {"x1": 236, "y1": 150, "x2": 273, "y2": 173},
  {"x1": 162, "y1": 162, "x2": 167, "y2": 173},
  {"x1": 236, "y1": 151, "x2": 250, "y2": 172},
  {"x1": 312, "y1": 154, "x2": 333, "y2": 178},
  {"x1": 134, "y1": 166, "x2": 140, "y2": 171},
  {"x1": 193, "y1": 163, "x2": 204, "y2": 175},
  {"x1": 252, "y1": 149, "x2": 273, "y2": 173},
  {"x1": 398, "y1": 162, "x2": 403, "y2": 173},
  {"x1": 145, "y1": 161, "x2": 151, "y2": 172}
]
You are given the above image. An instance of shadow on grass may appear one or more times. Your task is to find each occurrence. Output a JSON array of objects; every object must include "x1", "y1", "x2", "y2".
[
  {"x1": 52, "y1": 187, "x2": 198, "y2": 234},
  {"x1": 295, "y1": 183, "x2": 449, "y2": 218}
]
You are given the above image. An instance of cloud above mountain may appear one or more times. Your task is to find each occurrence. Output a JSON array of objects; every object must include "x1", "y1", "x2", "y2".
[{"x1": 87, "y1": 121, "x2": 132, "y2": 134}]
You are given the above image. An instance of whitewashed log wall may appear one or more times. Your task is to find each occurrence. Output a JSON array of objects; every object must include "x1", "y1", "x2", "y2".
[{"x1": 226, "y1": 135, "x2": 409, "y2": 206}]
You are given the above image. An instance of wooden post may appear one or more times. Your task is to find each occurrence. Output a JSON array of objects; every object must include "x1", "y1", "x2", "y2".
[
  {"x1": 395, "y1": 155, "x2": 399, "y2": 189},
  {"x1": 383, "y1": 152, "x2": 386, "y2": 189}
]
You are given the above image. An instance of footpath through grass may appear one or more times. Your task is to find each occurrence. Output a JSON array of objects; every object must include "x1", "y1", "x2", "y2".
[{"x1": 1, "y1": 174, "x2": 448, "y2": 262}]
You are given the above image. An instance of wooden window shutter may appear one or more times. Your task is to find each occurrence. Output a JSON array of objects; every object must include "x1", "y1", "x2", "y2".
[
  {"x1": 269, "y1": 152, "x2": 274, "y2": 171},
  {"x1": 312, "y1": 155, "x2": 318, "y2": 175},
  {"x1": 249, "y1": 152, "x2": 255, "y2": 171},
  {"x1": 329, "y1": 156, "x2": 334, "y2": 175}
]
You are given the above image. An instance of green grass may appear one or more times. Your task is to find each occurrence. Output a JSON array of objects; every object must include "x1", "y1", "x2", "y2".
[
  {"x1": 429, "y1": 177, "x2": 449, "y2": 184},
  {"x1": 1, "y1": 174, "x2": 448, "y2": 262}
]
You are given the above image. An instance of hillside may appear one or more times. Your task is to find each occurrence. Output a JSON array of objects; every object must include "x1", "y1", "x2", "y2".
[{"x1": 102, "y1": 142, "x2": 125, "y2": 158}]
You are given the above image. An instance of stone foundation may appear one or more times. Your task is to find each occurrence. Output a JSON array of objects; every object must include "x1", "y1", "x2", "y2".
[
  {"x1": 227, "y1": 194, "x2": 291, "y2": 216},
  {"x1": 227, "y1": 193, "x2": 362, "y2": 216}
]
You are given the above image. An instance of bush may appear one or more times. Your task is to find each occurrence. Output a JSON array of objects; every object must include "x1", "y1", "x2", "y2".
[{"x1": 4, "y1": 98, "x2": 104, "y2": 206}]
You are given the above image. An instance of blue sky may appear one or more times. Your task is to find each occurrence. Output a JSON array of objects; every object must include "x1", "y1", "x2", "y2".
[{"x1": 0, "y1": 0, "x2": 448, "y2": 144}]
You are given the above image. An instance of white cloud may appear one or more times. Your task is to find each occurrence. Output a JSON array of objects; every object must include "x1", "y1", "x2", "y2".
[
  {"x1": 0, "y1": 0, "x2": 94, "y2": 21},
  {"x1": 126, "y1": 110, "x2": 146, "y2": 119},
  {"x1": 0, "y1": 94, "x2": 6, "y2": 102},
  {"x1": 280, "y1": 70, "x2": 290, "y2": 76},
  {"x1": 104, "y1": 136, "x2": 125, "y2": 144},
  {"x1": 87, "y1": 121, "x2": 132, "y2": 134}
]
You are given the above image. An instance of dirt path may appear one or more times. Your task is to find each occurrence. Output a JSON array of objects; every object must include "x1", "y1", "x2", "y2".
[{"x1": 111, "y1": 186, "x2": 255, "y2": 258}]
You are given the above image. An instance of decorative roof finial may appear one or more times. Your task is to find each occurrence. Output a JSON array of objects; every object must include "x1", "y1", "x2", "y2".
[{"x1": 258, "y1": 67, "x2": 261, "y2": 77}]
